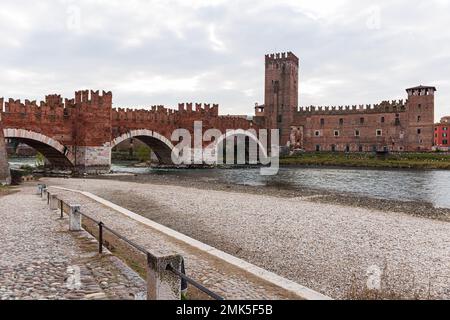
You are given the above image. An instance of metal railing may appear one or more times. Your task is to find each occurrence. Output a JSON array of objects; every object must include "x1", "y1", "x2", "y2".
[{"x1": 41, "y1": 185, "x2": 223, "y2": 300}]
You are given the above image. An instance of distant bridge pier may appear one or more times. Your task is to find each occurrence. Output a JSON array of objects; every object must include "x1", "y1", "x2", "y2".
[
  {"x1": 72, "y1": 145, "x2": 112, "y2": 174},
  {"x1": 0, "y1": 122, "x2": 11, "y2": 185}
]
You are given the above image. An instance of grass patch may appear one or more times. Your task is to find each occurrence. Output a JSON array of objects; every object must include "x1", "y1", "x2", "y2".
[{"x1": 280, "y1": 152, "x2": 450, "y2": 169}]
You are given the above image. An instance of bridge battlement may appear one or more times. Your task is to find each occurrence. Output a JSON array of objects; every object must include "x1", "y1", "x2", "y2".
[
  {"x1": 178, "y1": 103, "x2": 219, "y2": 116},
  {"x1": 0, "y1": 89, "x2": 258, "y2": 174},
  {"x1": 296, "y1": 99, "x2": 407, "y2": 115},
  {"x1": 74, "y1": 90, "x2": 112, "y2": 105}
]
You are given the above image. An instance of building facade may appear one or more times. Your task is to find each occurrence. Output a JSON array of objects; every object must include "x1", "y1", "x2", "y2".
[
  {"x1": 434, "y1": 116, "x2": 450, "y2": 149},
  {"x1": 254, "y1": 52, "x2": 436, "y2": 152}
]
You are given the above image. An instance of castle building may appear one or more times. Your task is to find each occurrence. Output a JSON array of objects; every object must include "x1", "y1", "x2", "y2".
[
  {"x1": 434, "y1": 116, "x2": 450, "y2": 149},
  {"x1": 254, "y1": 52, "x2": 436, "y2": 152}
]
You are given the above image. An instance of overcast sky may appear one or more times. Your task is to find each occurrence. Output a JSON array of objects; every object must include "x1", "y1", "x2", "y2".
[{"x1": 1, "y1": 0, "x2": 449, "y2": 121}]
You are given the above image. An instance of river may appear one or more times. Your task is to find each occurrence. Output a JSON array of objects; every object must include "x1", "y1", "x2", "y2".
[{"x1": 9, "y1": 157, "x2": 450, "y2": 209}]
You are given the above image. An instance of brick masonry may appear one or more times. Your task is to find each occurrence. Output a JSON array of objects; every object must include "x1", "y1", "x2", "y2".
[
  {"x1": 255, "y1": 52, "x2": 436, "y2": 152},
  {"x1": 0, "y1": 51, "x2": 438, "y2": 176},
  {"x1": 0, "y1": 119, "x2": 11, "y2": 185}
]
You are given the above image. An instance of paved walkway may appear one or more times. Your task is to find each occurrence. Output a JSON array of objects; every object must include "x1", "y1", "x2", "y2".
[
  {"x1": 49, "y1": 187, "x2": 305, "y2": 300},
  {"x1": 0, "y1": 186, "x2": 146, "y2": 300}
]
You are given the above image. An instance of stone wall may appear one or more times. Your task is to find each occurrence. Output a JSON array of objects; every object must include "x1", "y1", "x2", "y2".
[{"x1": 0, "y1": 121, "x2": 11, "y2": 185}]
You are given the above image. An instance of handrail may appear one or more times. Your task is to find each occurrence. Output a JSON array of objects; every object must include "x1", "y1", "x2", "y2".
[{"x1": 54, "y1": 198, "x2": 223, "y2": 300}]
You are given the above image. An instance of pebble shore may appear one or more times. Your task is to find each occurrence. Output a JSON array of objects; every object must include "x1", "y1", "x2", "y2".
[{"x1": 45, "y1": 177, "x2": 450, "y2": 300}]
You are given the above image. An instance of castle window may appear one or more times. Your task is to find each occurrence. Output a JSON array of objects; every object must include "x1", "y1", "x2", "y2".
[
  {"x1": 320, "y1": 118, "x2": 325, "y2": 125},
  {"x1": 418, "y1": 104, "x2": 422, "y2": 109},
  {"x1": 345, "y1": 145, "x2": 350, "y2": 152},
  {"x1": 417, "y1": 116, "x2": 421, "y2": 122},
  {"x1": 315, "y1": 145, "x2": 321, "y2": 152},
  {"x1": 381, "y1": 116, "x2": 385, "y2": 123},
  {"x1": 277, "y1": 115, "x2": 282, "y2": 123},
  {"x1": 360, "y1": 117, "x2": 365, "y2": 124},
  {"x1": 443, "y1": 140, "x2": 448, "y2": 145},
  {"x1": 334, "y1": 130, "x2": 340, "y2": 137},
  {"x1": 358, "y1": 145, "x2": 363, "y2": 152},
  {"x1": 339, "y1": 118, "x2": 344, "y2": 125},
  {"x1": 417, "y1": 129, "x2": 422, "y2": 134},
  {"x1": 444, "y1": 127, "x2": 448, "y2": 131},
  {"x1": 443, "y1": 133, "x2": 448, "y2": 138},
  {"x1": 355, "y1": 130, "x2": 360, "y2": 137},
  {"x1": 376, "y1": 129, "x2": 382, "y2": 137},
  {"x1": 331, "y1": 144, "x2": 336, "y2": 152},
  {"x1": 314, "y1": 130, "x2": 320, "y2": 137}
]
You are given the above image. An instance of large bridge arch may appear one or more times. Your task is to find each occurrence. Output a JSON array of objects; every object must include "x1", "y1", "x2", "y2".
[
  {"x1": 3, "y1": 128, "x2": 75, "y2": 167},
  {"x1": 111, "y1": 129, "x2": 176, "y2": 164},
  {"x1": 207, "y1": 129, "x2": 269, "y2": 164}
]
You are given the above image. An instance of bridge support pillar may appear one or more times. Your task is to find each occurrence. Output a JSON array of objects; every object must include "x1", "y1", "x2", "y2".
[
  {"x1": 74, "y1": 146, "x2": 111, "y2": 174},
  {"x1": 0, "y1": 124, "x2": 11, "y2": 185}
]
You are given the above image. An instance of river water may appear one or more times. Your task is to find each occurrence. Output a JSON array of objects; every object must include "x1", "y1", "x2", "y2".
[{"x1": 9, "y1": 158, "x2": 450, "y2": 208}]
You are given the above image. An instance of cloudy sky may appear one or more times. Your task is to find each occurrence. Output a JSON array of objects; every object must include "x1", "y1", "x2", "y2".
[{"x1": 1, "y1": 0, "x2": 449, "y2": 120}]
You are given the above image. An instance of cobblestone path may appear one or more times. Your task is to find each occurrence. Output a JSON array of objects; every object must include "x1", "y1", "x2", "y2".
[
  {"x1": 50, "y1": 187, "x2": 305, "y2": 300},
  {"x1": 0, "y1": 186, "x2": 146, "y2": 300}
]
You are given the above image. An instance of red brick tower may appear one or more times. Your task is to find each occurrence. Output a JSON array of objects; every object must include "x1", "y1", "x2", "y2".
[
  {"x1": 264, "y1": 52, "x2": 299, "y2": 146},
  {"x1": 405, "y1": 85, "x2": 436, "y2": 151}
]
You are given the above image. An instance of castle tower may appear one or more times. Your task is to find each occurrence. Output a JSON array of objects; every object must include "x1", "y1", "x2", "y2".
[
  {"x1": 405, "y1": 85, "x2": 436, "y2": 151},
  {"x1": 264, "y1": 52, "x2": 299, "y2": 146}
]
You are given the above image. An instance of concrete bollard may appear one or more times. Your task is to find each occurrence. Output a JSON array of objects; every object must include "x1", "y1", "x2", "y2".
[
  {"x1": 146, "y1": 253, "x2": 183, "y2": 300},
  {"x1": 49, "y1": 194, "x2": 59, "y2": 210},
  {"x1": 41, "y1": 187, "x2": 48, "y2": 199},
  {"x1": 37, "y1": 184, "x2": 46, "y2": 195},
  {"x1": 69, "y1": 204, "x2": 82, "y2": 231}
]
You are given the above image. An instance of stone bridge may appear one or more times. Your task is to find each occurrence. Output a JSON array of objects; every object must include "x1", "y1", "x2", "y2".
[{"x1": 0, "y1": 90, "x2": 261, "y2": 177}]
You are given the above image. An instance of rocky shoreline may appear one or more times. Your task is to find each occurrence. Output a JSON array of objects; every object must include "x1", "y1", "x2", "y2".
[{"x1": 42, "y1": 177, "x2": 450, "y2": 300}]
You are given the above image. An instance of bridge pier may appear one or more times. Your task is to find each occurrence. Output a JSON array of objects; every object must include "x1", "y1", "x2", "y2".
[
  {"x1": 0, "y1": 122, "x2": 11, "y2": 185},
  {"x1": 73, "y1": 146, "x2": 111, "y2": 174}
]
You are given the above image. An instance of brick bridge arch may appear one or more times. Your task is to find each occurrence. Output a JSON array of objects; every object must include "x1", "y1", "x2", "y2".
[
  {"x1": 3, "y1": 128, "x2": 75, "y2": 167},
  {"x1": 111, "y1": 129, "x2": 176, "y2": 164},
  {"x1": 208, "y1": 129, "x2": 268, "y2": 164}
]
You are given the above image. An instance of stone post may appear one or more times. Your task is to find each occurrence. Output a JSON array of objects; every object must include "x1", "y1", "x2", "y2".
[
  {"x1": 42, "y1": 187, "x2": 48, "y2": 200},
  {"x1": 69, "y1": 204, "x2": 82, "y2": 231},
  {"x1": 49, "y1": 194, "x2": 59, "y2": 210},
  {"x1": 146, "y1": 252, "x2": 183, "y2": 300}
]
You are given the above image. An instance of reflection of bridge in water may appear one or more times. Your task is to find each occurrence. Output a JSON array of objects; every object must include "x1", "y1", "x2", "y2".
[{"x1": 0, "y1": 90, "x2": 269, "y2": 178}]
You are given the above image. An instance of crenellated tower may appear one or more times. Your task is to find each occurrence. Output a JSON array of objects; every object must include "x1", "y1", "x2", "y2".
[
  {"x1": 405, "y1": 85, "x2": 436, "y2": 151},
  {"x1": 264, "y1": 52, "x2": 299, "y2": 146}
]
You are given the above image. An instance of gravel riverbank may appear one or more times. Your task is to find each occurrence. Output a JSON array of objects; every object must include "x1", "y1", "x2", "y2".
[{"x1": 45, "y1": 177, "x2": 450, "y2": 299}]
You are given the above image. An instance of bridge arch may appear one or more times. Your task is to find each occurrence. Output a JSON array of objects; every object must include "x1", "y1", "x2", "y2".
[
  {"x1": 207, "y1": 129, "x2": 268, "y2": 164},
  {"x1": 3, "y1": 128, "x2": 75, "y2": 167},
  {"x1": 111, "y1": 129, "x2": 176, "y2": 164}
]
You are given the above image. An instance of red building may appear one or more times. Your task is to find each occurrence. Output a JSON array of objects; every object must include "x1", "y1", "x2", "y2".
[{"x1": 434, "y1": 116, "x2": 450, "y2": 149}]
